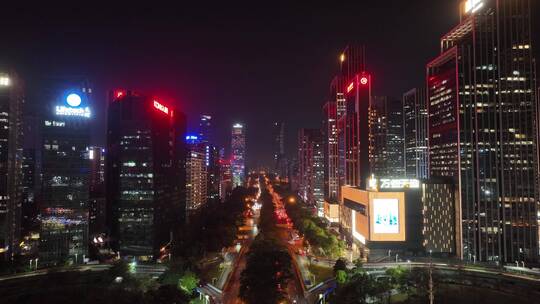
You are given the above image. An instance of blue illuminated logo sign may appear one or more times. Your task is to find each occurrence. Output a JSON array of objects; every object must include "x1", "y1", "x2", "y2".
[{"x1": 55, "y1": 92, "x2": 91, "y2": 118}]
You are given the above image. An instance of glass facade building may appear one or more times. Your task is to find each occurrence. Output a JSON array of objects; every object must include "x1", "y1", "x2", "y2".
[
  {"x1": 0, "y1": 72, "x2": 23, "y2": 261},
  {"x1": 107, "y1": 90, "x2": 186, "y2": 259},
  {"x1": 427, "y1": 0, "x2": 539, "y2": 263},
  {"x1": 39, "y1": 84, "x2": 91, "y2": 264},
  {"x1": 403, "y1": 88, "x2": 428, "y2": 179},
  {"x1": 231, "y1": 123, "x2": 245, "y2": 187}
]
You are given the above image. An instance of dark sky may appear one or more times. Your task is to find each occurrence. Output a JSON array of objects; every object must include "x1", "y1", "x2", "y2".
[{"x1": 1, "y1": 1, "x2": 538, "y2": 169}]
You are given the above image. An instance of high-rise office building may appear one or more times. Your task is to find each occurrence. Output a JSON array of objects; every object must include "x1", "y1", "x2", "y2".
[
  {"x1": 323, "y1": 101, "x2": 339, "y2": 202},
  {"x1": 370, "y1": 96, "x2": 389, "y2": 178},
  {"x1": 370, "y1": 96, "x2": 405, "y2": 178},
  {"x1": 298, "y1": 129, "x2": 324, "y2": 214},
  {"x1": 198, "y1": 114, "x2": 212, "y2": 143},
  {"x1": 88, "y1": 147, "x2": 106, "y2": 237},
  {"x1": 231, "y1": 123, "x2": 246, "y2": 187},
  {"x1": 107, "y1": 90, "x2": 186, "y2": 259},
  {"x1": 386, "y1": 99, "x2": 405, "y2": 177},
  {"x1": 427, "y1": 0, "x2": 538, "y2": 263},
  {"x1": 339, "y1": 45, "x2": 367, "y2": 83},
  {"x1": 341, "y1": 73, "x2": 372, "y2": 189},
  {"x1": 403, "y1": 88, "x2": 428, "y2": 179},
  {"x1": 185, "y1": 135, "x2": 208, "y2": 211},
  {"x1": 0, "y1": 72, "x2": 23, "y2": 261},
  {"x1": 39, "y1": 82, "x2": 92, "y2": 264},
  {"x1": 219, "y1": 152, "x2": 232, "y2": 202},
  {"x1": 330, "y1": 75, "x2": 347, "y2": 199},
  {"x1": 21, "y1": 149, "x2": 38, "y2": 237},
  {"x1": 206, "y1": 144, "x2": 221, "y2": 204},
  {"x1": 272, "y1": 122, "x2": 287, "y2": 178}
]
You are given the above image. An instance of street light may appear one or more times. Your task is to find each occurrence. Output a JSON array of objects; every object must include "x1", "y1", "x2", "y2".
[{"x1": 319, "y1": 293, "x2": 325, "y2": 304}]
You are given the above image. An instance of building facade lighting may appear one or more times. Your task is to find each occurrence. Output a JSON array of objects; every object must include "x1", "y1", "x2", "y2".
[
  {"x1": 347, "y1": 82, "x2": 354, "y2": 93},
  {"x1": 0, "y1": 76, "x2": 10, "y2": 86}
]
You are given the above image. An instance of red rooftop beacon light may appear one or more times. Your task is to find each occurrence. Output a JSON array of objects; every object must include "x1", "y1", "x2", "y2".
[{"x1": 114, "y1": 90, "x2": 126, "y2": 100}]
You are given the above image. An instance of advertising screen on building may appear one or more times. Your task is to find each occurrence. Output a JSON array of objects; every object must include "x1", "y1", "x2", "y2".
[
  {"x1": 369, "y1": 192, "x2": 406, "y2": 242},
  {"x1": 373, "y1": 199, "x2": 399, "y2": 234}
]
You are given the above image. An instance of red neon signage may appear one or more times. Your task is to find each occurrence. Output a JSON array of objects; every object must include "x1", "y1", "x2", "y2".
[
  {"x1": 347, "y1": 82, "x2": 354, "y2": 93},
  {"x1": 360, "y1": 76, "x2": 368, "y2": 85},
  {"x1": 153, "y1": 100, "x2": 169, "y2": 115}
]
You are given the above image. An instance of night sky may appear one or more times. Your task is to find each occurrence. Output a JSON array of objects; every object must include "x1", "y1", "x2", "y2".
[{"x1": 1, "y1": 1, "x2": 539, "y2": 169}]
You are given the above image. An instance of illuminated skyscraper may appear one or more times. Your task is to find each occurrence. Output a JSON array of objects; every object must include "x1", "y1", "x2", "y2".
[
  {"x1": 219, "y1": 151, "x2": 232, "y2": 202},
  {"x1": 231, "y1": 123, "x2": 245, "y2": 187},
  {"x1": 403, "y1": 88, "x2": 428, "y2": 179},
  {"x1": 206, "y1": 143, "x2": 221, "y2": 203},
  {"x1": 427, "y1": 0, "x2": 539, "y2": 263},
  {"x1": 107, "y1": 90, "x2": 186, "y2": 259},
  {"x1": 370, "y1": 96, "x2": 405, "y2": 178},
  {"x1": 298, "y1": 129, "x2": 324, "y2": 214},
  {"x1": 185, "y1": 135, "x2": 208, "y2": 211},
  {"x1": 341, "y1": 73, "x2": 372, "y2": 189},
  {"x1": 198, "y1": 114, "x2": 212, "y2": 143},
  {"x1": 339, "y1": 45, "x2": 366, "y2": 83},
  {"x1": 88, "y1": 147, "x2": 106, "y2": 237},
  {"x1": 272, "y1": 122, "x2": 287, "y2": 178},
  {"x1": 330, "y1": 75, "x2": 346, "y2": 199},
  {"x1": 39, "y1": 82, "x2": 92, "y2": 264},
  {"x1": 323, "y1": 101, "x2": 339, "y2": 202},
  {"x1": 0, "y1": 72, "x2": 23, "y2": 261}
]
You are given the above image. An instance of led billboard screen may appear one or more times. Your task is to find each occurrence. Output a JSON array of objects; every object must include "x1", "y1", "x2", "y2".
[
  {"x1": 373, "y1": 199, "x2": 399, "y2": 234},
  {"x1": 369, "y1": 192, "x2": 406, "y2": 242}
]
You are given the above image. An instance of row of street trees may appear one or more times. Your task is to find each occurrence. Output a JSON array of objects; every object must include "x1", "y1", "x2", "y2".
[
  {"x1": 330, "y1": 259, "x2": 430, "y2": 303},
  {"x1": 280, "y1": 190, "x2": 345, "y2": 258},
  {"x1": 239, "y1": 189, "x2": 294, "y2": 304},
  {"x1": 172, "y1": 186, "x2": 254, "y2": 264}
]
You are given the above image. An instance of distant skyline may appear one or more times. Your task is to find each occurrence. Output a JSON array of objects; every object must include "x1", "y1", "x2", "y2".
[{"x1": 1, "y1": 1, "x2": 539, "y2": 169}]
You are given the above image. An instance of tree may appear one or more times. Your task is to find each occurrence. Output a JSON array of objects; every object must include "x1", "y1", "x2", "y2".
[
  {"x1": 239, "y1": 191, "x2": 293, "y2": 304},
  {"x1": 335, "y1": 270, "x2": 348, "y2": 285},
  {"x1": 178, "y1": 271, "x2": 199, "y2": 295},
  {"x1": 144, "y1": 284, "x2": 191, "y2": 304},
  {"x1": 386, "y1": 266, "x2": 409, "y2": 293}
]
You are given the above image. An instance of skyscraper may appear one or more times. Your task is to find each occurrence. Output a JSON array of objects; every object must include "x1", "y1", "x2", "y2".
[
  {"x1": 427, "y1": 0, "x2": 539, "y2": 263},
  {"x1": 341, "y1": 73, "x2": 372, "y2": 188},
  {"x1": 298, "y1": 129, "x2": 324, "y2": 214},
  {"x1": 231, "y1": 123, "x2": 246, "y2": 187},
  {"x1": 339, "y1": 45, "x2": 367, "y2": 83},
  {"x1": 219, "y1": 150, "x2": 232, "y2": 202},
  {"x1": 370, "y1": 96, "x2": 405, "y2": 178},
  {"x1": 0, "y1": 72, "x2": 23, "y2": 261},
  {"x1": 88, "y1": 147, "x2": 106, "y2": 238},
  {"x1": 330, "y1": 75, "x2": 347, "y2": 199},
  {"x1": 185, "y1": 135, "x2": 208, "y2": 211},
  {"x1": 403, "y1": 88, "x2": 428, "y2": 179},
  {"x1": 272, "y1": 122, "x2": 287, "y2": 178},
  {"x1": 206, "y1": 144, "x2": 221, "y2": 203},
  {"x1": 107, "y1": 90, "x2": 186, "y2": 259},
  {"x1": 198, "y1": 114, "x2": 212, "y2": 143},
  {"x1": 323, "y1": 101, "x2": 339, "y2": 202},
  {"x1": 39, "y1": 82, "x2": 92, "y2": 264}
]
